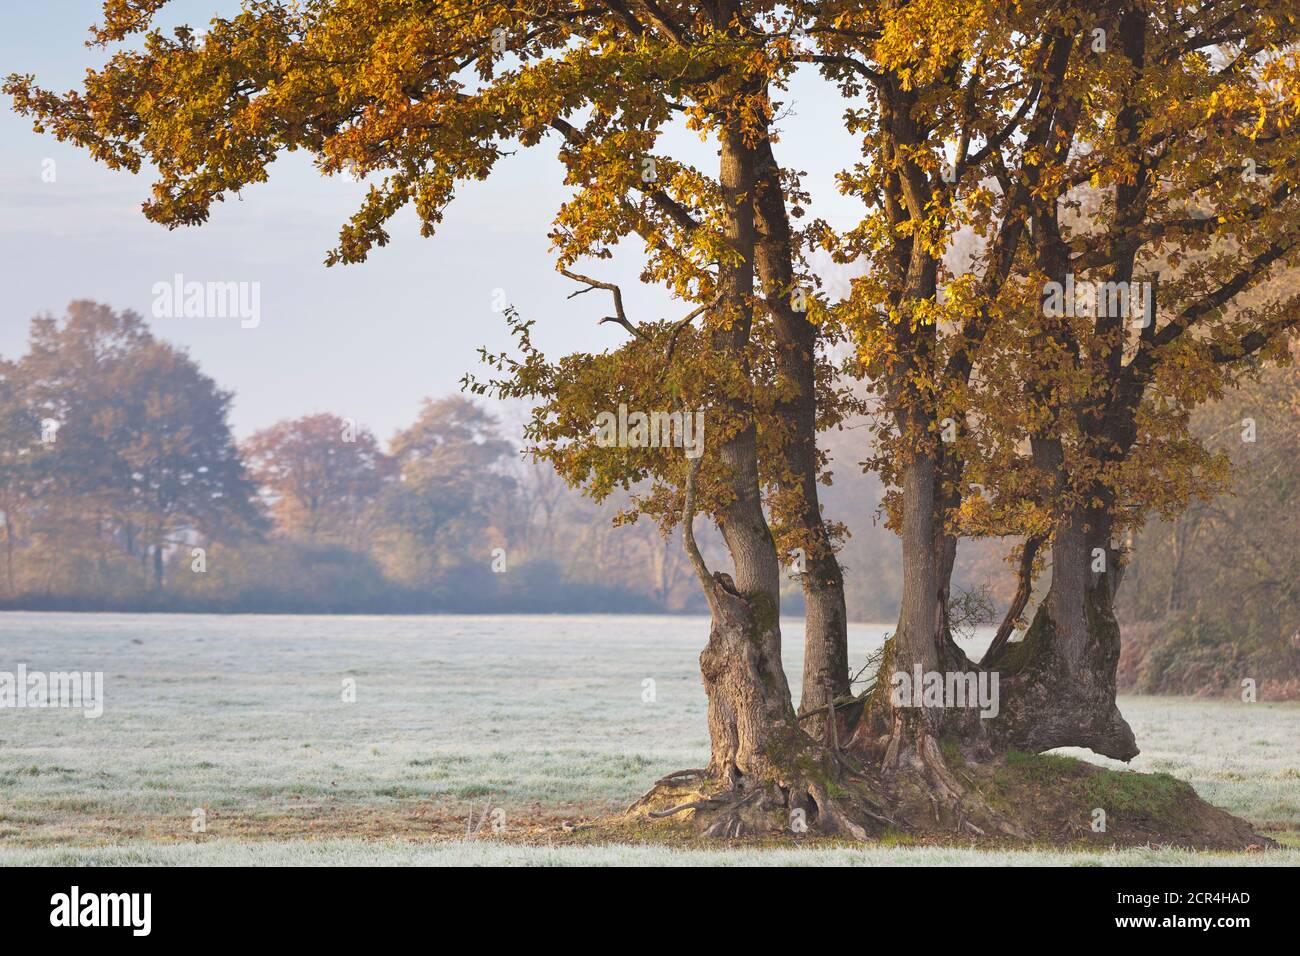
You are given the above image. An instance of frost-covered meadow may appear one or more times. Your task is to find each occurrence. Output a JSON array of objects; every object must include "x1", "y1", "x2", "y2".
[{"x1": 1, "y1": 612, "x2": 1296, "y2": 865}]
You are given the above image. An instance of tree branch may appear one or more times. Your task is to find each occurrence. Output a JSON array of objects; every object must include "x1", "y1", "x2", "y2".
[
  {"x1": 560, "y1": 269, "x2": 648, "y2": 339},
  {"x1": 549, "y1": 117, "x2": 702, "y2": 234},
  {"x1": 981, "y1": 534, "x2": 1045, "y2": 668}
]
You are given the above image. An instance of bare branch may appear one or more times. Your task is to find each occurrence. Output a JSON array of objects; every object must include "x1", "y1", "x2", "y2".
[
  {"x1": 560, "y1": 269, "x2": 648, "y2": 340},
  {"x1": 681, "y1": 454, "x2": 714, "y2": 597}
]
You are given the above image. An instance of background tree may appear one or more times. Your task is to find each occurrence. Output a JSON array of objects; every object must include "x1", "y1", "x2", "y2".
[
  {"x1": 18, "y1": 302, "x2": 262, "y2": 589},
  {"x1": 1, "y1": 305, "x2": 710, "y2": 613},
  {"x1": 244, "y1": 413, "x2": 393, "y2": 544},
  {"x1": 375, "y1": 397, "x2": 515, "y2": 590},
  {"x1": 0, "y1": 359, "x2": 40, "y2": 596}
]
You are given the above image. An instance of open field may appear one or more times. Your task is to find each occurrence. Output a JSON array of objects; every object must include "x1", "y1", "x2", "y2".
[{"x1": 1, "y1": 612, "x2": 1296, "y2": 865}]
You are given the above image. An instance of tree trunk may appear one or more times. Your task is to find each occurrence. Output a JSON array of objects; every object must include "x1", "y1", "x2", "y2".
[
  {"x1": 851, "y1": 225, "x2": 975, "y2": 765},
  {"x1": 2, "y1": 513, "x2": 14, "y2": 597},
  {"x1": 697, "y1": 123, "x2": 801, "y2": 780},
  {"x1": 1167, "y1": 518, "x2": 1192, "y2": 614},
  {"x1": 893, "y1": 449, "x2": 945, "y2": 703},
  {"x1": 706, "y1": 424, "x2": 800, "y2": 779},
  {"x1": 988, "y1": 499, "x2": 1138, "y2": 760},
  {"x1": 653, "y1": 454, "x2": 877, "y2": 840},
  {"x1": 152, "y1": 543, "x2": 164, "y2": 590},
  {"x1": 853, "y1": 440, "x2": 978, "y2": 770},
  {"x1": 750, "y1": 137, "x2": 849, "y2": 725}
]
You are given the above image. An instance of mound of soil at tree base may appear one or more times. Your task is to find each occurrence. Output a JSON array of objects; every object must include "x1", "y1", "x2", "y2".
[{"x1": 608, "y1": 753, "x2": 1277, "y2": 851}]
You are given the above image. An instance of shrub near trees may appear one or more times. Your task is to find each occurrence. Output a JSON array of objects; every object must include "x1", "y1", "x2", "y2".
[{"x1": 8, "y1": 0, "x2": 1298, "y2": 843}]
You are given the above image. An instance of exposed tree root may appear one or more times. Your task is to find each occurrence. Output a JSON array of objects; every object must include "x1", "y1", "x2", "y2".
[
  {"x1": 625, "y1": 736, "x2": 1033, "y2": 842},
  {"x1": 623, "y1": 729, "x2": 1274, "y2": 849},
  {"x1": 626, "y1": 750, "x2": 902, "y2": 840}
]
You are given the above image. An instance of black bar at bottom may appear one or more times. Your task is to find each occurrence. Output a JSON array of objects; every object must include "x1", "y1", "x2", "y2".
[{"x1": 0, "y1": 863, "x2": 1287, "y2": 940}]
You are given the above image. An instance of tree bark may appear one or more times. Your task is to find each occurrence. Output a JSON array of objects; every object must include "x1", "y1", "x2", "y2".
[
  {"x1": 750, "y1": 137, "x2": 850, "y2": 724},
  {"x1": 893, "y1": 447, "x2": 945, "y2": 700},
  {"x1": 853, "y1": 435, "x2": 974, "y2": 769},
  {"x1": 696, "y1": 122, "x2": 801, "y2": 780},
  {"x1": 873, "y1": 442, "x2": 979, "y2": 758}
]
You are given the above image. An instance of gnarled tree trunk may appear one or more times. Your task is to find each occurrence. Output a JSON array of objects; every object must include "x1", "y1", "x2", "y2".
[
  {"x1": 987, "y1": 496, "x2": 1138, "y2": 761},
  {"x1": 705, "y1": 424, "x2": 800, "y2": 780}
]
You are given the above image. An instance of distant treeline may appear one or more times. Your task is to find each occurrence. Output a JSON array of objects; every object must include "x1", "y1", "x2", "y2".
[
  {"x1": 0, "y1": 303, "x2": 698, "y2": 614},
  {"x1": 2, "y1": 301, "x2": 1297, "y2": 699}
]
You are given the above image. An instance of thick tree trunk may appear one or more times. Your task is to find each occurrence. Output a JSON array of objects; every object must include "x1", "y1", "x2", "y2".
[
  {"x1": 750, "y1": 138, "x2": 849, "y2": 724},
  {"x1": 706, "y1": 425, "x2": 801, "y2": 779},
  {"x1": 988, "y1": 500, "x2": 1138, "y2": 760},
  {"x1": 893, "y1": 450, "x2": 944, "y2": 698},
  {"x1": 697, "y1": 123, "x2": 801, "y2": 780},
  {"x1": 697, "y1": 561, "x2": 801, "y2": 783},
  {"x1": 853, "y1": 443, "x2": 981, "y2": 778},
  {"x1": 799, "y1": 553, "x2": 850, "y2": 726}
]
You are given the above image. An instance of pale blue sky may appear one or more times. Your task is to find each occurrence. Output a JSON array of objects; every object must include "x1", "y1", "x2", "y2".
[{"x1": 0, "y1": 1, "x2": 862, "y2": 440}]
